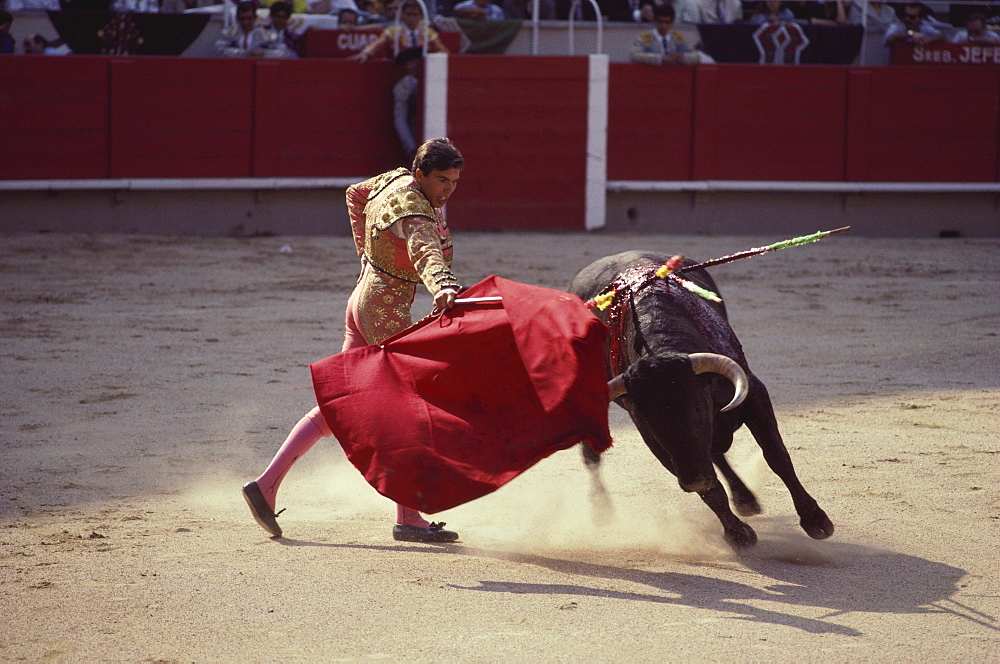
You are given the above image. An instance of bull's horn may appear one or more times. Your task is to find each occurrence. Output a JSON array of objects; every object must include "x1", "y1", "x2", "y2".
[
  {"x1": 689, "y1": 353, "x2": 749, "y2": 412},
  {"x1": 607, "y1": 374, "x2": 627, "y2": 401}
]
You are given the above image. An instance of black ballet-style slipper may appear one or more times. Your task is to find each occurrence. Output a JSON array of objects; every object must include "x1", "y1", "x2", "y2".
[
  {"x1": 392, "y1": 522, "x2": 459, "y2": 543},
  {"x1": 241, "y1": 480, "x2": 283, "y2": 538}
]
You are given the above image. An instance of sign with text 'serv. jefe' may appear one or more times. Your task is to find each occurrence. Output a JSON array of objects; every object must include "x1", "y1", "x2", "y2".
[{"x1": 892, "y1": 42, "x2": 1000, "y2": 65}]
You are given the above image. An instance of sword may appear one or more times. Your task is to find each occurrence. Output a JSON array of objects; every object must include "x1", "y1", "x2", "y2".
[{"x1": 455, "y1": 296, "x2": 503, "y2": 304}]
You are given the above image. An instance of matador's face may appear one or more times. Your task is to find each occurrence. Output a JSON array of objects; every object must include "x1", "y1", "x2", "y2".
[{"x1": 414, "y1": 168, "x2": 461, "y2": 208}]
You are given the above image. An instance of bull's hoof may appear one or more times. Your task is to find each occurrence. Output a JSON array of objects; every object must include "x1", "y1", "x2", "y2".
[
  {"x1": 678, "y1": 476, "x2": 715, "y2": 493},
  {"x1": 724, "y1": 522, "x2": 757, "y2": 549},
  {"x1": 734, "y1": 499, "x2": 762, "y2": 517},
  {"x1": 801, "y1": 512, "x2": 835, "y2": 540}
]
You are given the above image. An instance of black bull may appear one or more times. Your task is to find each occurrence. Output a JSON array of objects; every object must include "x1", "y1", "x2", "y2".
[{"x1": 569, "y1": 251, "x2": 834, "y2": 548}]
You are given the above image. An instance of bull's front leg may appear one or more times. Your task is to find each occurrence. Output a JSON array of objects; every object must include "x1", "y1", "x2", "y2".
[
  {"x1": 698, "y1": 483, "x2": 757, "y2": 548},
  {"x1": 743, "y1": 377, "x2": 834, "y2": 540},
  {"x1": 714, "y1": 453, "x2": 762, "y2": 517}
]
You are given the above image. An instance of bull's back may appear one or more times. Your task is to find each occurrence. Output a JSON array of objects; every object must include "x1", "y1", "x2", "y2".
[{"x1": 569, "y1": 251, "x2": 722, "y2": 308}]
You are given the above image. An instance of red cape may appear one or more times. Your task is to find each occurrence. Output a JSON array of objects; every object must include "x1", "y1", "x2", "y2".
[{"x1": 310, "y1": 275, "x2": 612, "y2": 514}]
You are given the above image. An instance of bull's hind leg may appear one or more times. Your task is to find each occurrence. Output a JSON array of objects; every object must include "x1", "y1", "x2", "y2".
[
  {"x1": 714, "y1": 454, "x2": 762, "y2": 517},
  {"x1": 581, "y1": 444, "x2": 614, "y2": 524},
  {"x1": 743, "y1": 377, "x2": 834, "y2": 540},
  {"x1": 698, "y1": 483, "x2": 757, "y2": 548}
]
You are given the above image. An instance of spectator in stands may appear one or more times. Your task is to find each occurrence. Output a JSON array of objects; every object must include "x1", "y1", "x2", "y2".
[
  {"x1": 4, "y1": 0, "x2": 59, "y2": 11},
  {"x1": 215, "y1": 1, "x2": 273, "y2": 56},
  {"x1": 950, "y1": 12, "x2": 1000, "y2": 43},
  {"x1": 1, "y1": 11, "x2": 15, "y2": 55},
  {"x1": 393, "y1": 47, "x2": 422, "y2": 161},
  {"x1": 264, "y1": 1, "x2": 301, "y2": 55},
  {"x1": 847, "y1": 0, "x2": 897, "y2": 29},
  {"x1": 350, "y1": 0, "x2": 449, "y2": 61},
  {"x1": 629, "y1": 4, "x2": 714, "y2": 63},
  {"x1": 377, "y1": 0, "x2": 403, "y2": 24},
  {"x1": 111, "y1": 0, "x2": 161, "y2": 11},
  {"x1": 669, "y1": 0, "x2": 701, "y2": 23},
  {"x1": 691, "y1": 0, "x2": 743, "y2": 23},
  {"x1": 453, "y1": 0, "x2": 507, "y2": 19},
  {"x1": 884, "y1": 2, "x2": 944, "y2": 46},
  {"x1": 338, "y1": 6, "x2": 362, "y2": 26},
  {"x1": 22, "y1": 33, "x2": 67, "y2": 54},
  {"x1": 502, "y1": 0, "x2": 556, "y2": 20},
  {"x1": 749, "y1": 0, "x2": 794, "y2": 23},
  {"x1": 636, "y1": 0, "x2": 656, "y2": 22}
]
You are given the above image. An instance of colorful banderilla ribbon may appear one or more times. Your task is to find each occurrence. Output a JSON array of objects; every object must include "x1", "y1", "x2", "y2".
[
  {"x1": 674, "y1": 226, "x2": 851, "y2": 276},
  {"x1": 585, "y1": 226, "x2": 851, "y2": 311}
]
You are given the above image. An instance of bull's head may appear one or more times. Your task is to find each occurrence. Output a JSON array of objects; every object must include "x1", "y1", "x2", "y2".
[
  {"x1": 606, "y1": 353, "x2": 749, "y2": 493},
  {"x1": 608, "y1": 353, "x2": 748, "y2": 410}
]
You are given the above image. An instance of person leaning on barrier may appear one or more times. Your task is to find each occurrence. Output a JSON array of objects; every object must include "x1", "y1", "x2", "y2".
[
  {"x1": 949, "y1": 12, "x2": 1000, "y2": 45},
  {"x1": 22, "y1": 33, "x2": 68, "y2": 55},
  {"x1": 884, "y1": 2, "x2": 945, "y2": 47},
  {"x1": 629, "y1": 4, "x2": 715, "y2": 65},
  {"x1": 350, "y1": 0, "x2": 448, "y2": 62}
]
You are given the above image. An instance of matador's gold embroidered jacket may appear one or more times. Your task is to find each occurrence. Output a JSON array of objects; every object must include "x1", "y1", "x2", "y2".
[{"x1": 344, "y1": 167, "x2": 461, "y2": 343}]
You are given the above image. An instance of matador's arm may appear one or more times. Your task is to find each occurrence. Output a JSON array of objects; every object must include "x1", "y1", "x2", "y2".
[{"x1": 400, "y1": 217, "x2": 461, "y2": 296}]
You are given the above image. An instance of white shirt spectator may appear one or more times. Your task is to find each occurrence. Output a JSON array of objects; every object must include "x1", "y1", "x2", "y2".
[
  {"x1": 673, "y1": 0, "x2": 700, "y2": 23},
  {"x1": 113, "y1": 0, "x2": 161, "y2": 12},
  {"x1": 847, "y1": 0, "x2": 898, "y2": 30},
  {"x1": 949, "y1": 27, "x2": 1000, "y2": 44},
  {"x1": 693, "y1": 0, "x2": 742, "y2": 24},
  {"x1": 4, "y1": 0, "x2": 59, "y2": 11}
]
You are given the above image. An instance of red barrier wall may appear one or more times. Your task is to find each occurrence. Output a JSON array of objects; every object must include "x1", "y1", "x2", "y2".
[
  {"x1": 0, "y1": 56, "x2": 401, "y2": 181},
  {"x1": 0, "y1": 57, "x2": 110, "y2": 180},
  {"x1": 2, "y1": 58, "x2": 1000, "y2": 187},
  {"x1": 845, "y1": 66, "x2": 1000, "y2": 182},
  {"x1": 110, "y1": 58, "x2": 255, "y2": 178},
  {"x1": 252, "y1": 59, "x2": 402, "y2": 177},
  {"x1": 445, "y1": 56, "x2": 590, "y2": 230},
  {"x1": 692, "y1": 65, "x2": 849, "y2": 181},
  {"x1": 608, "y1": 64, "x2": 693, "y2": 181}
]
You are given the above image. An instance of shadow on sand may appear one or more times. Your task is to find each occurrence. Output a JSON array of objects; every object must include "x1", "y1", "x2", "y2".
[{"x1": 274, "y1": 533, "x2": 995, "y2": 636}]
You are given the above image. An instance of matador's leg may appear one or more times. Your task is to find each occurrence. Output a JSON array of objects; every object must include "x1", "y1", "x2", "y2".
[{"x1": 243, "y1": 406, "x2": 332, "y2": 538}]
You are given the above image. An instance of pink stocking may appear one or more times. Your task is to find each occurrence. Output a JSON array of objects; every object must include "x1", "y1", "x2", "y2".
[
  {"x1": 255, "y1": 406, "x2": 331, "y2": 511},
  {"x1": 396, "y1": 504, "x2": 431, "y2": 528}
]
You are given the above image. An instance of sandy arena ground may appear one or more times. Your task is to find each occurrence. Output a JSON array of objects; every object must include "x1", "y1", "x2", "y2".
[{"x1": 1, "y1": 230, "x2": 997, "y2": 662}]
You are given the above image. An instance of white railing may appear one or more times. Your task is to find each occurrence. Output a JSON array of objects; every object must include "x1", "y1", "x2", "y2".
[{"x1": 567, "y1": 0, "x2": 603, "y2": 55}]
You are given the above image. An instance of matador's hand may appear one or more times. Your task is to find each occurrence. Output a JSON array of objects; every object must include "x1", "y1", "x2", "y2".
[{"x1": 432, "y1": 288, "x2": 458, "y2": 314}]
